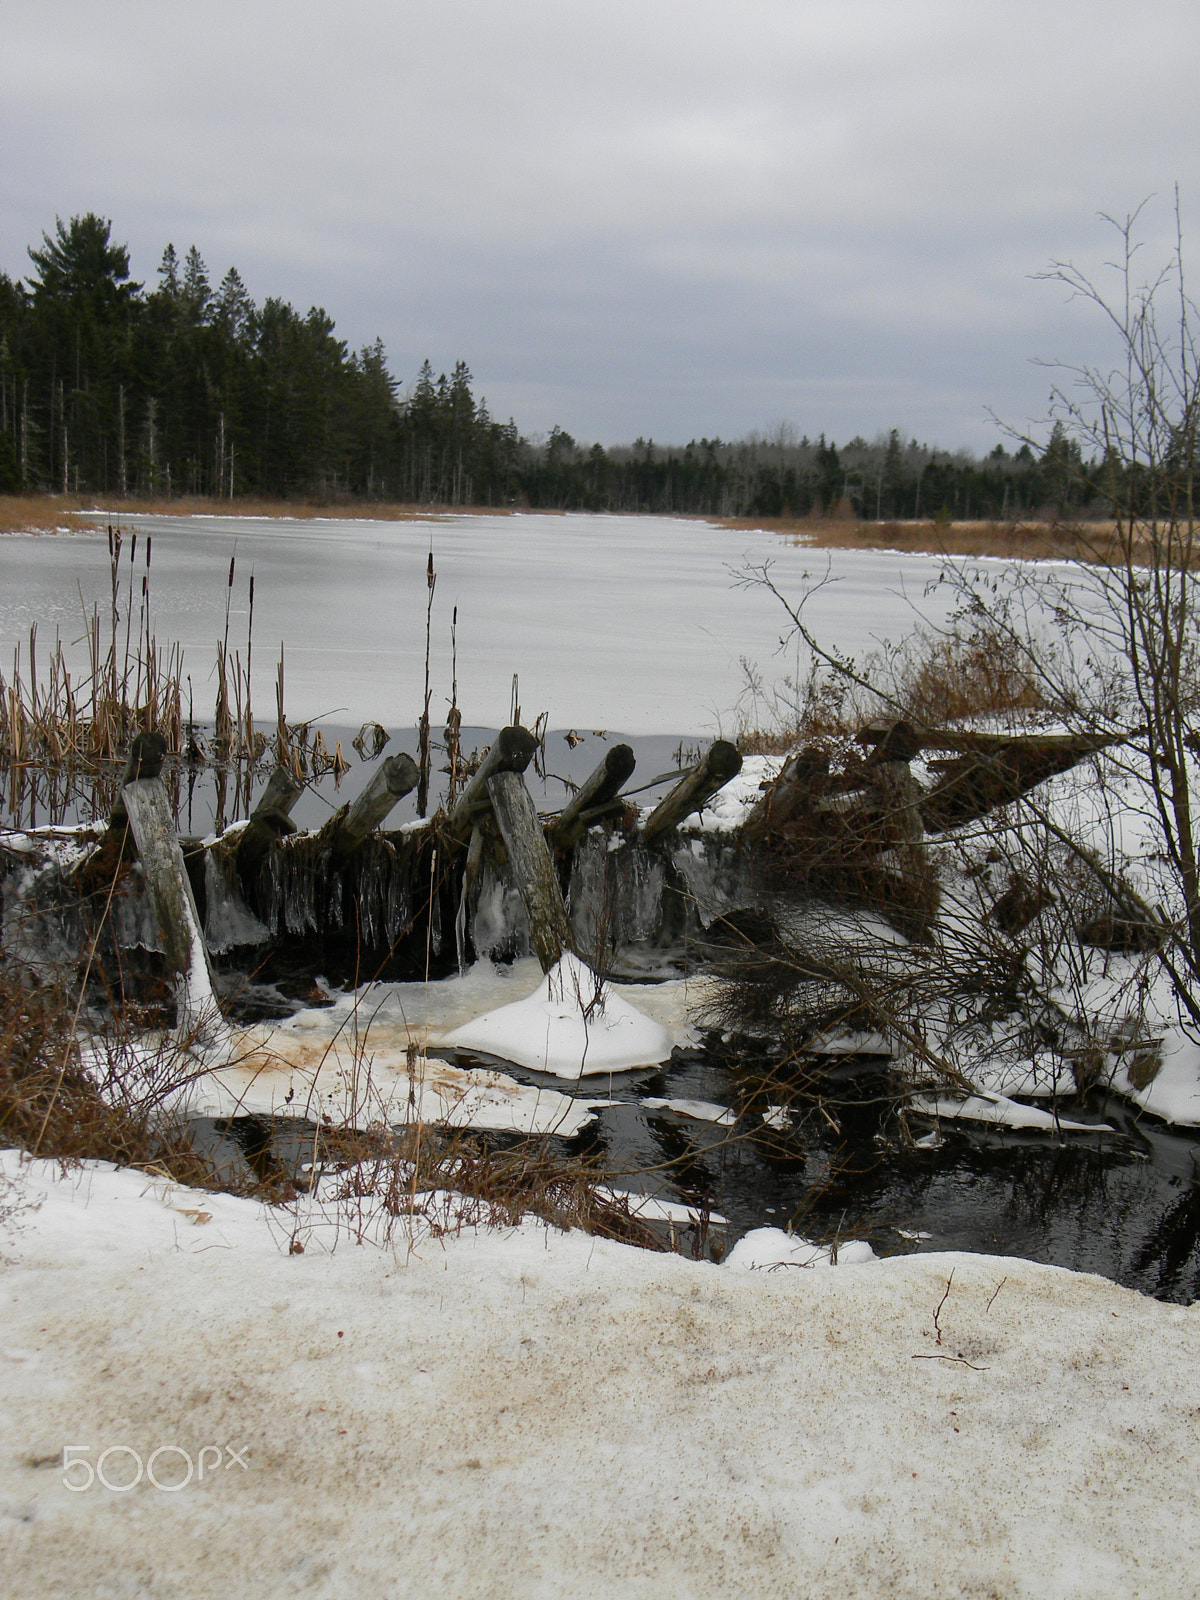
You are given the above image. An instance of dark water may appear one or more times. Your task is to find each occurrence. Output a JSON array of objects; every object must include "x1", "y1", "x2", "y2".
[
  {"x1": 573, "y1": 1047, "x2": 1200, "y2": 1304},
  {"x1": 193, "y1": 1042, "x2": 1200, "y2": 1306},
  {"x1": 3, "y1": 723, "x2": 698, "y2": 836}
]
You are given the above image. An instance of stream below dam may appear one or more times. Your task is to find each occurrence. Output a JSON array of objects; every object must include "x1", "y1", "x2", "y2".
[
  {"x1": 191, "y1": 1034, "x2": 1200, "y2": 1306},
  {"x1": 8, "y1": 724, "x2": 1200, "y2": 1305}
]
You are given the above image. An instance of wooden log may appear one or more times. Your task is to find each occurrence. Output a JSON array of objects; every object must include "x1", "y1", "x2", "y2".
[
  {"x1": 236, "y1": 764, "x2": 304, "y2": 883},
  {"x1": 641, "y1": 740, "x2": 742, "y2": 847},
  {"x1": 253, "y1": 764, "x2": 304, "y2": 825},
  {"x1": 486, "y1": 768, "x2": 574, "y2": 973},
  {"x1": 740, "y1": 746, "x2": 829, "y2": 847},
  {"x1": 121, "y1": 775, "x2": 220, "y2": 1020},
  {"x1": 547, "y1": 744, "x2": 636, "y2": 851},
  {"x1": 863, "y1": 731, "x2": 938, "y2": 928},
  {"x1": 446, "y1": 725, "x2": 539, "y2": 837},
  {"x1": 858, "y1": 719, "x2": 1113, "y2": 760},
  {"x1": 327, "y1": 752, "x2": 419, "y2": 857},
  {"x1": 108, "y1": 731, "x2": 168, "y2": 826}
]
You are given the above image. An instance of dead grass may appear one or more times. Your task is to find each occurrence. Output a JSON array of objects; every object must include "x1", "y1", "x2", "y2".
[
  {"x1": 734, "y1": 603, "x2": 1049, "y2": 759},
  {"x1": 0, "y1": 955, "x2": 232, "y2": 1191},
  {"x1": 0, "y1": 495, "x2": 106, "y2": 536},
  {"x1": 0, "y1": 494, "x2": 518, "y2": 536},
  {"x1": 716, "y1": 515, "x2": 1140, "y2": 564}
]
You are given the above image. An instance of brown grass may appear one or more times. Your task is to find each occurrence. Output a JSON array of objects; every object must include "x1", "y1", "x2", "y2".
[
  {"x1": 0, "y1": 494, "x2": 519, "y2": 537},
  {"x1": 0, "y1": 954, "x2": 232, "y2": 1191},
  {"x1": 716, "y1": 515, "x2": 1133, "y2": 563}
]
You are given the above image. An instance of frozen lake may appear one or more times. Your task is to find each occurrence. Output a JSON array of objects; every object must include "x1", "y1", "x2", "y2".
[{"x1": 0, "y1": 511, "x2": 966, "y2": 736}]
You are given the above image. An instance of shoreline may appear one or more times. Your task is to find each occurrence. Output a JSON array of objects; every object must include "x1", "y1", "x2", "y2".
[{"x1": 1, "y1": 493, "x2": 1117, "y2": 562}]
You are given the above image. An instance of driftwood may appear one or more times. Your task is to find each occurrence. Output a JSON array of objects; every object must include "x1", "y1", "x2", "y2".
[
  {"x1": 857, "y1": 719, "x2": 1114, "y2": 833},
  {"x1": 741, "y1": 747, "x2": 829, "y2": 847},
  {"x1": 742, "y1": 719, "x2": 1117, "y2": 934},
  {"x1": 547, "y1": 744, "x2": 636, "y2": 851},
  {"x1": 919, "y1": 736, "x2": 1112, "y2": 833},
  {"x1": 486, "y1": 768, "x2": 574, "y2": 972},
  {"x1": 121, "y1": 775, "x2": 219, "y2": 1013},
  {"x1": 642, "y1": 740, "x2": 742, "y2": 847},
  {"x1": 861, "y1": 725, "x2": 937, "y2": 927}
]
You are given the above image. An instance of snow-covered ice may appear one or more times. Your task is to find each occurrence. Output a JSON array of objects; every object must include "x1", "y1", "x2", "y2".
[
  {"x1": 640, "y1": 1096, "x2": 738, "y2": 1125},
  {"x1": 909, "y1": 1094, "x2": 1114, "y2": 1134},
  {"x1": 0, "y1": 512, "x2": 968, "y2": 734}
]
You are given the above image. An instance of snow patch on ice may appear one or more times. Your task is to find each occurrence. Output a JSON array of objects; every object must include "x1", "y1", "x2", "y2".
[
  {"x1": 910, "y1": 1094, "x2": 1112, "y2": 1133},
  {"x1": 641, "y1": 1097, "x2": 737, "y2": 1125}
]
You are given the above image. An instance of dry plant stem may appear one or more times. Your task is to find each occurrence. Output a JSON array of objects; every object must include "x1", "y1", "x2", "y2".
[
  {"x1": 417, "y1": 549, "x2": 435, "y2": 817},
  {"x1": 30, "y1": 847, "x2": 124, "y2": 1158}
]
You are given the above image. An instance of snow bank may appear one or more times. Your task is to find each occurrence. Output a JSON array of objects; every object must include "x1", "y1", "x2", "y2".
[
  {"x1": 182, "y1": 1030, "x2": 600, "y2": 1138},
  {"x1": 446, "y1": 951, "x2": 675, "y2": 1077},
  {"x1": 3, "y1": 1151, "x2": 1199, "y2": 1600}
]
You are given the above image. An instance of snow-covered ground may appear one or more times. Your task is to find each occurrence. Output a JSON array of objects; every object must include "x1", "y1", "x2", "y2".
[{"x1": 2, "y1": 1153, "x2": 1198, "y2": 1600}]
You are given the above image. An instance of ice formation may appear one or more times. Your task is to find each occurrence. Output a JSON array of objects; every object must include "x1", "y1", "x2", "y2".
[{"x1": 446, "y1": 950, "x2": 675, "y2": 1077}]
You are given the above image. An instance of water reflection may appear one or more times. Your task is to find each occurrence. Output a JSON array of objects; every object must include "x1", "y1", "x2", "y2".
[{"x1": 585, "y1": 1048, "x2": 1200, "y2": 1306}]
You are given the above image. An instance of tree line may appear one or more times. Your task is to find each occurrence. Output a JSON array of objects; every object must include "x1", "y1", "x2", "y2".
[{"x1": 0, "y1": 212, "x2": 1103, "y2": 518}]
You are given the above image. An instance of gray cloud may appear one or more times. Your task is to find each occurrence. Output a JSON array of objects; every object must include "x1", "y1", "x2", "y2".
[{"x1": 4, "y1": 0, "x2": 1198, "y2": 448}]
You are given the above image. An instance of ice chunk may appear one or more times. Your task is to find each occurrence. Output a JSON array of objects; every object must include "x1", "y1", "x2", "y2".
[
  {"x1": 446, "y1": 950, "x2": 674, "y2": 1077},
  {"x1": 909, "y1": 1094, "x2": 1112, "y2": 1133},
  {"x1": 641, "y1": 1097, "x2": 737, "y2": 1125}
]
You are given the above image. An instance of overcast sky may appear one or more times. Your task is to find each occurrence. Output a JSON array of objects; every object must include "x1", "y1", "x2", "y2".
[{"x1": 5, "y1": 1, "x2": 1198, "y2": 452}]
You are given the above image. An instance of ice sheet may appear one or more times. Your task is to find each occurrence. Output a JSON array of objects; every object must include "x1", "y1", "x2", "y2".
[{"x1": 0, "y1": 512, "x2": 965, "y2": 734}]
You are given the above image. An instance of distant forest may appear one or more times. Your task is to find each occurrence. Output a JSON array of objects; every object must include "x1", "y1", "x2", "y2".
[{"x1": 0, "y1": 213, "x2": 1097, "y2": 519}]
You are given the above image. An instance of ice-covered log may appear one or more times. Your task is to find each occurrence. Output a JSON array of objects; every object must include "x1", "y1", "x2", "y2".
[
  {"x1": 236, "y1": 763, "x2": 304, "y2": 884},
  {"x1": 547, "y1": 743, "x2": 636, "y2": 851},
  {"x1": 327, "y1": 752, "x2": 419, "y2": 858},
  {"x1": 120, "y1": 775, "x2": 220, "y2": 1023},
  {"x1": 641, "y1": 740, "x2": 742, "y2": 847}
]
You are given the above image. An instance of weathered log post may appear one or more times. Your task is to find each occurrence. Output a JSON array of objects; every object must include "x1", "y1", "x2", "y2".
[
  {"x1": 235, "y1": 764, "x2": 304, "y2": 885},
  {"x1": 108, "y1": 730, "x2": 168, "y2": 826},
  {"x1": 740, "y1": 746, "x2": 829, "y2": 847},
  {"x1": 486, "y1": 768, "x2": 574, "y2": 972},
  {"x1": 641, "y1": 740, "x2": 742, "y2": 847},
  {"x1": 446, "y1": 725, "x2": 539, "y2": 840},
  {"x1": 120, "y1": 775, "x2": 220, "y2": 1023},
  {"x1": 76, "y1": 730, "x2": 170, "y2": 894},
  {"x1": 325, "y1": 752, "x2": 420, "y2": 859},
  {"x1": 861, "y1": 721, "x2": 937, "y2": 924},
  {"x1": 547, "y1": 743, "x2": 636, "y2": 852}
]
